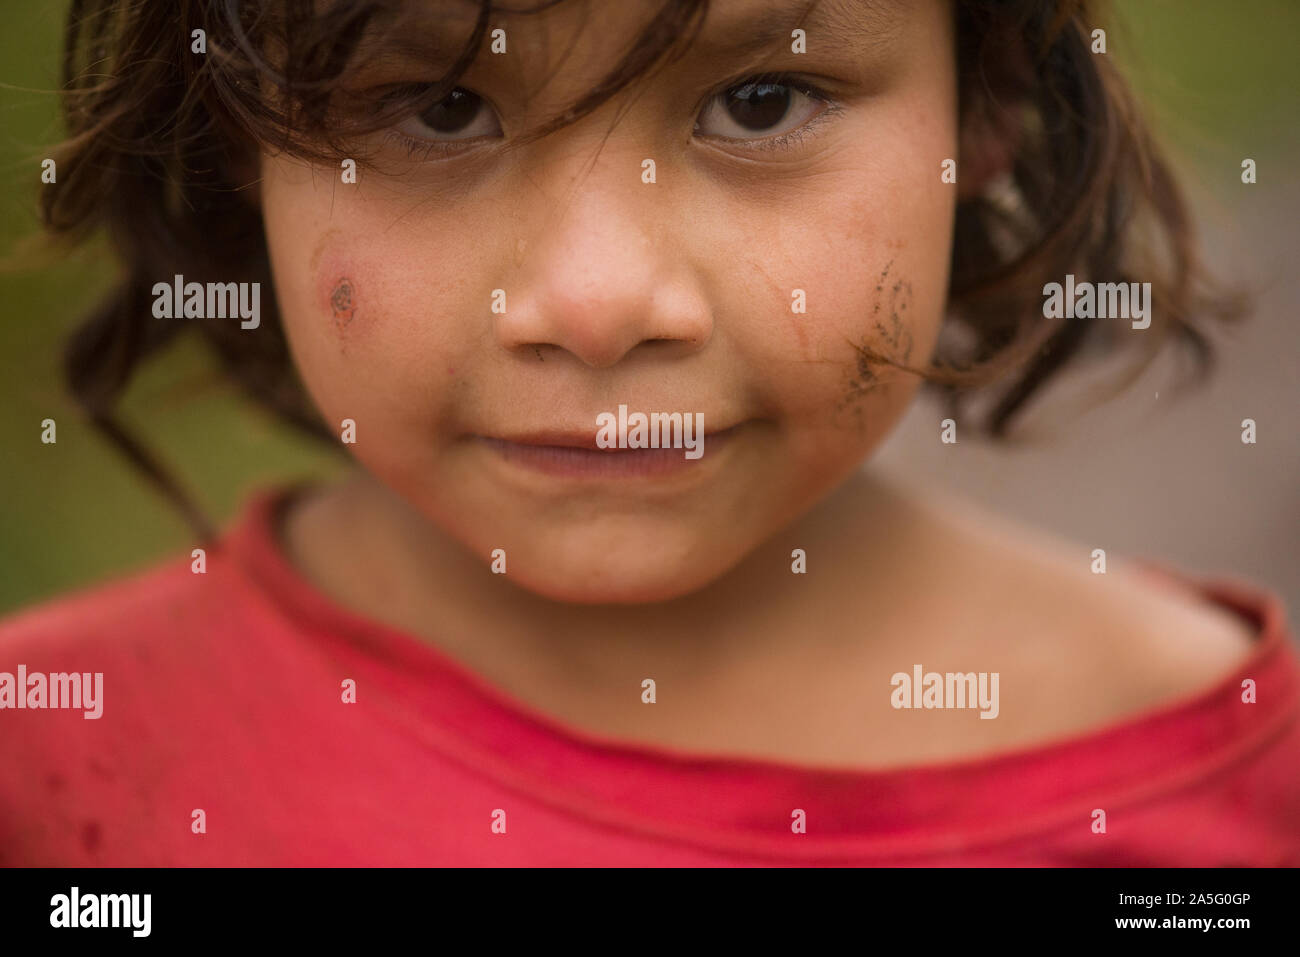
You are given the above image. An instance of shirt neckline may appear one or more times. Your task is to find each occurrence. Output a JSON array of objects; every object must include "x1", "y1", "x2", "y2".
[{"x1": 218, "y1": 481, "x2": 1299, "y2": 860}]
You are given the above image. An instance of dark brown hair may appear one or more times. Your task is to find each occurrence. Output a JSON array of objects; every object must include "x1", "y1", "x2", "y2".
[{"x1": 40, "y1": 0, "x2": 1248, "y2": 539}]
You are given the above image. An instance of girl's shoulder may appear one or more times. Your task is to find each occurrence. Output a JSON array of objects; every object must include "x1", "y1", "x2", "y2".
[
  {"x1": 923, "y1": 486, "x2": 1270, "y2": 735},
  {"x1": 841, "y1": 473, "x2": 1285, "y2": 760}
]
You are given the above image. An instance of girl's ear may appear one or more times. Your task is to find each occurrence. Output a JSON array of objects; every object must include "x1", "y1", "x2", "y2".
[
  {"x1": 955, "y1": 28, "x2": 1034, "y2": 201},
  {"x1": 956, "y1": 98, "x2": 1022, "y2": 200}
]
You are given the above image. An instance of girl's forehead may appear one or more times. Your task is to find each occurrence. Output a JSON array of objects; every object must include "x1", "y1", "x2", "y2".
[{"x1": 355, "y1": 0, "x2": 908, "y2": 63}]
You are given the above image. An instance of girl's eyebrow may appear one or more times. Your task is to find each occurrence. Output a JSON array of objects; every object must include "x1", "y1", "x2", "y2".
[{"x1": 688, "y1": 0, "x2": 906, "y2": 62}]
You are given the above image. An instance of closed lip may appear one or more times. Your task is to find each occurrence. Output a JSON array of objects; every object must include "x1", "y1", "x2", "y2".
[
  {"x1": 479, "y1": 422, "x2": 741, "y2": 451},
  {"x1": 472, "y1": 421, "x2": 744, "y2": 479}
]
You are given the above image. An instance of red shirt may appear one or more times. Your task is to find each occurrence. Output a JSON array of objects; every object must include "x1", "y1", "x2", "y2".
[{"x1": 1, "y1": 485, "x2": 1297, "y2": 866}]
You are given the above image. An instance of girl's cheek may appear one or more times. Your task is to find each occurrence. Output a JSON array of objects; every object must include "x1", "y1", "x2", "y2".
[
  {"x1": 310, "y1": 241, "x2": 376, "y2": 348},
  {"x1": 325, "y1": 274, "x2": 359, "y2": 331}
]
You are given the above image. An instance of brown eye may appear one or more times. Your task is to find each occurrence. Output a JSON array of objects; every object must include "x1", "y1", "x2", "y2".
[
  {"x1": 394, "y1": 85, "x2": 503, "y2": 142},
  {"x1": 417, "y1": 88, "x2": 488, "y2": 134},
  {"x1": 724, "y1": 80, "x2": 792, "y2": 131},
  {"x1": 695, "y1": 75, "x2": 830, "y2": 143}
]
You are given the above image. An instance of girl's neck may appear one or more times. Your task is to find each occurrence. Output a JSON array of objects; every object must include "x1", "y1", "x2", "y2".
[
  {"x1": 274, "y1": 466, "x2": 1259, "y2": 767},
  {"x1": 278, "y1": 466, "x2": 929, "y2": 693}
]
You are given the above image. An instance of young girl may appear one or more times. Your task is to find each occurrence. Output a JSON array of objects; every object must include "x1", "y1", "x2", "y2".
[{"x1": 2, "y1": 0, "x2": 1296, "y2": 866}]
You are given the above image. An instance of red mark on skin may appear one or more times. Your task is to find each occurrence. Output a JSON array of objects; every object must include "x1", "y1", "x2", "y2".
[
  {"x1": 788, "y1": 306, "x2": 809, "y2": 353},
  {"x1": 330, "y1": 278, "x2": 356, "y2": 326},
  {"x1": 746, "y1": 254, "x2": 810, "y2": 355}
]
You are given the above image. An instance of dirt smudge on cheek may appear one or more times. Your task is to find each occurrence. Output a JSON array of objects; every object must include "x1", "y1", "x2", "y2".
[
  {"x1": 833, "y1": 257, "x2": 916, "y2": 428},
  {"x1": 873, "y1": 269, "x2": 915, "y2": 366}
]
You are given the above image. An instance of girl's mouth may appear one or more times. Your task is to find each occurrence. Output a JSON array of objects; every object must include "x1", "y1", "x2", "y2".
[{"x1": 474, "y1": 423, "x2": 742, "y2": 479}]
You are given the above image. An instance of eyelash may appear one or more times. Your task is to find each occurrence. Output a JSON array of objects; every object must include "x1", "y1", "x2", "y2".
[
  {"x1": 382, "y1": 128, "x2": 467, "y2": 161},
  {"x1": 380, "y1": 72, "x2": 844, "y2": 161},
  {"x1": 696, "y1": 72, "x2": 844, "y2": 153}
]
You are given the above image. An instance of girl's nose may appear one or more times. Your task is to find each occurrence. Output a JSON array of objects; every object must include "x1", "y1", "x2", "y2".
[{"x1": 493, "y1": 160, "x2": 714, "y2": 368}]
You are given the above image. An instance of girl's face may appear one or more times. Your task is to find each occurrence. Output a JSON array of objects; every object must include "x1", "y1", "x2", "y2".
[{"x1": 260, "y1": 0, "x2": 957, "y2": 603}]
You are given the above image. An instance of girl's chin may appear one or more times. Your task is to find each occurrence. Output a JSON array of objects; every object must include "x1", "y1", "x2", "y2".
[
  {"x1": 450, "y1": 516, "x2": 756, "y2": 605},
  {"x1": 500, "y1": 555, "x2": 735, "y2": 606}
]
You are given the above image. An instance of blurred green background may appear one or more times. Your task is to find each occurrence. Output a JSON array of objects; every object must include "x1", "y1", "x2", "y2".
[{"x1": 1, "y1": 1, "x2": 1298, "y2": 613}]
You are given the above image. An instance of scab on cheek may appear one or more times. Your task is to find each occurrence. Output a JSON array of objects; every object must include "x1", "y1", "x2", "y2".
[
  {"x1": 329, "y1": 277, "x2": 357, "y2": 328},
  {"x1": 315, "y1": 259, "x2": 364, "y2": 346}
]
